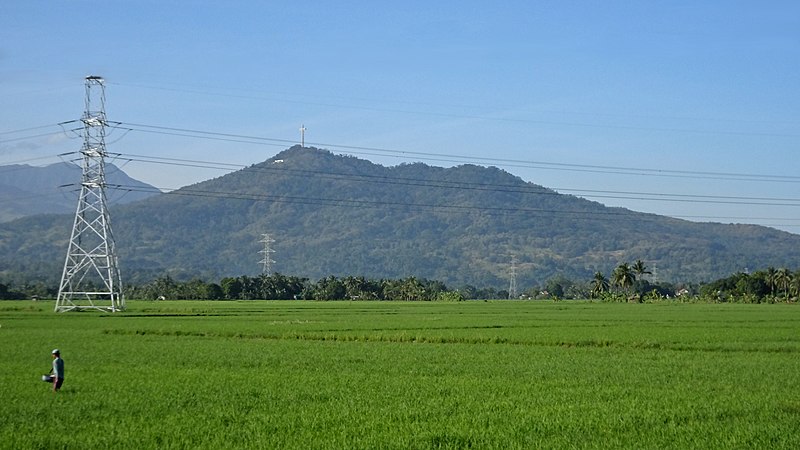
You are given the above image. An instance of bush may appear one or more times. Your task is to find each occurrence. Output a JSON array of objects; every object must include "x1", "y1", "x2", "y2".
[{"x1": 436, "y1": 291, "x2": 465, "y2": 302}]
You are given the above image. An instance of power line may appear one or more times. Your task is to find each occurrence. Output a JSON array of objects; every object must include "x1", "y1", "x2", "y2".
[
  {"x1": 112, "y1": 121, "x2": 800, "y2": 184},
  {"x1": 114, "y1": 122, "x2": 291, "y2": 148},
  {"x1": 106, "y1": 153, "x2": 800, "y2": 227},
  {"x1": 0, "y1": 130, "x2": 71, "y2": 145},
  {"x1": 18, "y1": 153, "x2": 791, "y2": 226},
  {"x1": 113, "y1": 153, "x2": 800, "y2": 208},
  {"x1": 0, "y1": 124, "x2": 63, "y2": 136},
  {"x1": 5, "y1": 121, "x2": 798, "y2": 226},
  {"x1": 104, "y1": 182, "x2": 800, "y2": 227},
  {"x1": 0, "y1": 120, "x2": 772, "y2": 196},
  {"x1": 106, "y1": 183, "x2": 641, "y2": 219},
  {"x1": 108, "y1": 81, "x2": 800, "y2": 138},
  {"x1": 50, "y1": 177, "x2": 800, "y2": 227},
  {"x1": 0, "y1": 154, "x2": 74, "y2": 169}
]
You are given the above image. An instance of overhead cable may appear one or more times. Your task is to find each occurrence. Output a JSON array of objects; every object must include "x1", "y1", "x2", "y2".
[
  {"x1": 116, "y1": 153, "x2": 800, "y2": 207},
  {"x1": 114, "y1": 121, "x2": 800, "y2": 184}
]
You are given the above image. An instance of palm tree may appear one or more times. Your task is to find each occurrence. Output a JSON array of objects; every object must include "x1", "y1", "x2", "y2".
[
  {"x1": 591, "y1": 272, "x2": 610, "y2": 298},
  {"x1": 612, "y1": 263, "x2": 636, "y2": 296},
  {"x1": 400, "y1": 277, "x2": 426, "y2": 301},
  {"x1": 632, "y1": 259, "x2": 651, "y2": 281},
  {"x1": 790, "y1": 270, "x2": 800, "y2": 302},
  {"x1": 342, "y1": 276, "x2": 365, "y2": 300},
  {"x1": 766, "y1": 267, "x2": 778, "y2": 298},
  {"x1": 775, "y1": 268, "x2": 792, "y2": 302}
]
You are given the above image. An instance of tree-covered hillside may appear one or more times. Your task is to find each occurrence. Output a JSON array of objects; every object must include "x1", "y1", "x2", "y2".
[
  {"x1": 1, "y1": 146, "x2": 799, "y2": 288},
  {"x1": 0, "y1": 162, "x2": 159, "y2": 222}
]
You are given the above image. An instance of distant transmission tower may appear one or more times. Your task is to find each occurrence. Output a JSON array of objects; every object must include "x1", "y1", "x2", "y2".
[
  {"x1": 258, "y1": 233, "x2": 276, "y2": 274},
  {"x1": 508, "y1": 255, "x2": 518, "y2": 299},
  {"x1": 299, "y1": 124, "x2": 306, "y2": 147},
  {"x1": 55, "y1": 76, "x2": 124, "y2": 312}
]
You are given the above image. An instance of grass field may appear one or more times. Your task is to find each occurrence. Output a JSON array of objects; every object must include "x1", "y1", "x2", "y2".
[{"x1": 2, "y1": 300, "x2": 799, "y2": 449}]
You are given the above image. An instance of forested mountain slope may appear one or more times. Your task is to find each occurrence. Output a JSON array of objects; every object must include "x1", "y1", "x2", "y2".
[
  {"x1": 1, "y1": 146, "x2": 798, "y2": 288},
  {"x1": 0, "y1": 162, "x2": 159, "y2": 222}
]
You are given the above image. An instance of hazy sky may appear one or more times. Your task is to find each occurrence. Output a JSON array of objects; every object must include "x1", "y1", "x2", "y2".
[{"x1": 1, "y1": 1, "x2": 798, "y2": 233}]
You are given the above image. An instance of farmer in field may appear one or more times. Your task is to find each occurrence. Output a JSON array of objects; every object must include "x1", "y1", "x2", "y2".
[{"x1": 50, "y1": 349, "x2": 64, "y2": 392}]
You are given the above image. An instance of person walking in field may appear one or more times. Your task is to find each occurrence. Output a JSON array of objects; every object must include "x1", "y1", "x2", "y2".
[{"x1": 50, "y1": 349, "x2": 64, "y2": 392}]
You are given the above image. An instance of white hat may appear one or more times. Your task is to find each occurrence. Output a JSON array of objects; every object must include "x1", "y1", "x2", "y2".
[{"x1": 51, "y1": 349, "x2": 60, "y2": 355}]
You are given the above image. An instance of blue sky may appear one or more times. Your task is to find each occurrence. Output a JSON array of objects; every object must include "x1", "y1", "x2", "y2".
[{"x1": 1, "y1": 1, "x2": 799, "y2": 233}]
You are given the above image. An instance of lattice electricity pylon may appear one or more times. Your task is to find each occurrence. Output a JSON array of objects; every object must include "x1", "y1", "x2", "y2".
[
  {"x1": 258, "y1": 233, "x2": 276, "y2": 274},
  {"x1": 55, "y1": 76, "x2": 124, "y2": 312},
  {"x1": 508, "y1": 254, "x2": 518, "y2": 299}
]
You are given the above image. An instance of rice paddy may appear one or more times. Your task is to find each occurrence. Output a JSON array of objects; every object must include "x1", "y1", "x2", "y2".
[{"x1": 1, "y1": 300, "x2": 799, "y2": 449}]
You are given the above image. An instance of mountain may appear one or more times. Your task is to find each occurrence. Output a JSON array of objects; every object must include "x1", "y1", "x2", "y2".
[
  {"x1": 1, "y1": 146, "x2": 799, "y2": 288},
  {"x1": 0, "y1": 162, "x2": 160, "y2": 222}
]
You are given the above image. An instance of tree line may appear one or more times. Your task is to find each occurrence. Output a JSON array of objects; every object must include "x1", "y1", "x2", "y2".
[
  {"x1": 585, "y1": 261, "x2": 800, "y2": 303},
  {"x1": 124, "y1": 274, "x2": 467, "y2": 302},
  {"x1": 1, "y1": 264, "x2": 798, "y2": 303},
  {"x1": 698, "y1": 267, "x2": 800, "y2": 303}
]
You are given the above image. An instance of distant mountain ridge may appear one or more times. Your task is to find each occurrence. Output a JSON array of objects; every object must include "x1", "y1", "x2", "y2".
[
  {"x1": 0, "y1": 146, "x2": 798, "y2": 288},
  {"x1": 0, "y1": 162, "x2": 160, "y2": 222}
]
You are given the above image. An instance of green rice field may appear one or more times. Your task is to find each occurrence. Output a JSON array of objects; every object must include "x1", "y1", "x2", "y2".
[{"x1": 2, "y1": 300, "x2": 799, "y2": 449}]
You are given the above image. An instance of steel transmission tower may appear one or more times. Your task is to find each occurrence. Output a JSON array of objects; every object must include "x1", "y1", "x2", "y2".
[
  {"x1": 508, "y1": 255, "x2": 518, "y2": 299},
  {"x1": 259, "y1": 233, "x2": 276, "y2": 274},
  {"x1": 55, "y1": 76, "x2": 124, "y2": 312}
]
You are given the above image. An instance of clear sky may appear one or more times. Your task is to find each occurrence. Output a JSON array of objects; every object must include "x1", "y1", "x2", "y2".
[{"x1": 1, "y1": 1, "x2": 799, "y2": 233}]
